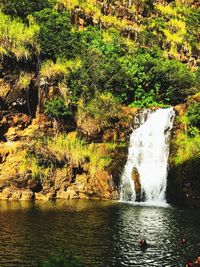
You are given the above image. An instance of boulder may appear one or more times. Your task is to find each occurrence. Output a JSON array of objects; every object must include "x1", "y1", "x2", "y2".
[
  {"x1": 131, "y1": 167, "x2": 141, "y2": 201},
  {"x1": 11, "y1": 190, "x2": 22, "y2": 200},
  {"x1": 78, "y1": 192, "x2": 89, "y2": 199},
  {"x1": 0, "y1": 188, "x2": 13, "y2": 199},
  {"x1": 35, "y1": 193, "x2": 49, "y2": 201},
  {"x1": 20, "y1": 189, "x2": 34, "y2": 200},
  {"x1": 57, "y1": 188, "x2": 78, "y2": 199}
]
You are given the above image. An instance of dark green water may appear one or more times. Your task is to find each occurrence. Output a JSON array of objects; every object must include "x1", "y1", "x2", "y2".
[{"x1": 0, "y1": 200, "x2": 200, "y2": 267}]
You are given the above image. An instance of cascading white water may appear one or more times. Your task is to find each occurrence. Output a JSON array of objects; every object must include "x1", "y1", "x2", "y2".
[{"x1": 120, "y1": 108, "x2": 175, "y2": 205}]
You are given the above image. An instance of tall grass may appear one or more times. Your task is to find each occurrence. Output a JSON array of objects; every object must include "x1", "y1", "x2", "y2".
[
  {"x1": 47, "y1": 133, "x2": 112, "y2": 176},
  {"x1": 0, "y1": 12, "x2": 39, "y2": 59},
  {"x1": 40, "y1": 58, "x2": 81, "y2": 81},
  {"x1": 47, "y1": 133, "x2": 87, "y2": 166},
  {"x1": 20, "y1": 154, "x2": 52, "y2": 180},
  {"x1": 173, "y1": 132, "x2": 200, "y2": 165}
]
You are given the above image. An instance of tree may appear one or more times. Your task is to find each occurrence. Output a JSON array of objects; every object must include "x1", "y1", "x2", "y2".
[
  {"x1": 1, "y1": 0, "x2": 55, "y2": 19},
  {"x1": 44, "y1": 97, "x2": 71, "y2": 121},
  {"x1": 34, "y1": 9, "x2": 80, "y2": 60}
]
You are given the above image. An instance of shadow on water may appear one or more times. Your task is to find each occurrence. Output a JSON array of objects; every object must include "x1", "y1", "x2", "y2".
[{"x1": 0, "y1": 200, "x2": 200, "y2": 267}]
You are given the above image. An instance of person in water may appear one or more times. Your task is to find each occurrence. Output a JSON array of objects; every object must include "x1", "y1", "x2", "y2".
[
  {"x1": 193, "y1": 256, "x2": 200, "y2": 266},
  {"x1": 139, "y1": 239, "x2": 148, "y2": 251},
  {"x1": 180, "y1": 238, "x2": 187, "y2": 245},
  {"x1": 185, "y1": 260, "x2": 193, "y2": 267}
]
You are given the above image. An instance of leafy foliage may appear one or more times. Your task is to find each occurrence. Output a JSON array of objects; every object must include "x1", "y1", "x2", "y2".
[
  {"x1": 0, "y1": 0, "x2": 199, "y2": 109},
  {"x1": 36, "y1": 251, "x2": 83, "y2": 267},
  {"x1": 1, "y1": 0, "x2": 55, "y2": 19},
  {"x1": 187, "y1": 102, "x2": 200, "y2": 129},
  {"x1": 34, "y1": 9, "x2": 80, "y2": 60},
  {"x1": 77, "y1": 92, "x2": 120, "y2": 134},
  {"x1": 0, "y1": 12, "x2": 39, "y2": 59},
  {"x1": 44, "y1": 97, "x2": 71, "y2": 121}
]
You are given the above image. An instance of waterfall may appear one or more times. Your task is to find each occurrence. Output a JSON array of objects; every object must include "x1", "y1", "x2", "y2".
[{"x1": 120, "y1": 108, "x2": 175, "y2": 205}]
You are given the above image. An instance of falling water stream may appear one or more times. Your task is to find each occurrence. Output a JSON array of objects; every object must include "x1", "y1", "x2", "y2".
[{"x1": 120, "y1": 108, "x2": 175, "y2": 205}]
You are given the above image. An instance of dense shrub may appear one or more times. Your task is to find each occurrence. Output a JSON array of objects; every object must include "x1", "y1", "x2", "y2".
[
  {"x1": 0, "y1": 12, "x2": 40, "y2": 59},
  {"x1": 36, "y1": 251, "x2": 83, "y2": 267},
  {"x1": 185, "y1": 8, "x2": 200, "y2": 53},
  {"x1": 1, "y1": 0, "x2": 55, "y2": 19},
  {"x1": 44, "y1": 97, "x2": 71, "y2": 121},
  {"x1": 187, "y1": 102, "x2": 200, "y2": 128},
  {"x1": 34, "y1": 9, "x2": 80, "y2": 60},
  {"x1": 77, "y1": 92, "x2": 120, "y2": 133},
  {"x1": 105, "y1": 50, "x2": 197, "y2": 105},
  {"x1": 1, "y1": 1, "x2": 199, "y2": 109}
]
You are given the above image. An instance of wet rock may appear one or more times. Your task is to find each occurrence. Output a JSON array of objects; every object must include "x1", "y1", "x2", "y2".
[
  {"x1": 35, "y1": 193, "x2": 49, "y2": 201},
  {"x1": 11, "y1": 190, "x2": 22, "y2": 200},
  {"x1": 78, "y1": 192, "x2": 89, "y2": 199},
  {"x1": 46, "y1": 188, "x2": 56, "y2": 200},
  {"x1": 0, "y1": 188, "x2": 13, "y2": 199},
  {"x1": 0, "y1": 187, "x2": 34, "y2": 200},
  {"x1": 131, "y1": 167, "x2": 141, "y2": 201},
  {"x1": 20, "y1": 189, "x2": 34, "y2": 200},
  {"x1": 57, "y1": 188, "x2": 78, "y2": 199},
  {"x1": 28, "y1": 179, "x2": 42, "y2": 193}
]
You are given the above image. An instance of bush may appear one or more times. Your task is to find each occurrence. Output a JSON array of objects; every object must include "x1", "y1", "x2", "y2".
[
  {"x1": 0, "y1": 12, "x2": 40, "y2": 59},
  {"x1": 68, "y1": 48, "x2": 108, "y2": 101},
  {"x1": 40, "y1": 58, "x2": 81, "y2": 82},
  {"x1": 77, "y1": 92, "x2": 120, "y2": 134},
  {"x1": 34, "y1": 9, "x2": 80, "y2": 60},
  {"x1": 20, "y1": 150, "x2": 52, "y2": 181},
  {"x1": 47, "y1": 133, "x2": 111, "y2": 176},
  {"x1": 47, "y1": 133, "x2": 87, "y2": 166},
  {"x1": 1, "y1": 0, "x2": 55, "y2": 19},
  {"x1": 36, "y1": 251, "x2": 83, "y2": 267},
  {"x1": 187, "y1": 102, "x2": 200, "y2": 128},
  {"x1": 44, "y1": 97, "x2": 71, "y2": 121}
]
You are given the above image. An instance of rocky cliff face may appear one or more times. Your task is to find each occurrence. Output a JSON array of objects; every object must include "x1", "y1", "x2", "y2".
[{"x1": 0, "y1": 101, "x2": 139, "y2": 201}]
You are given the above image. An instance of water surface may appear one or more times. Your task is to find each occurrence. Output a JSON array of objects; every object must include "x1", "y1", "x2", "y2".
[{"x1": 0, "y1": 200, "x2": 199, "y2": 267}]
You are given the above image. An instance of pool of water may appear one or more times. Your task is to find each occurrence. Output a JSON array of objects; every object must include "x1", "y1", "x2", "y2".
[{"x1": 0, "y1": 200, "x2": 199, "y2": 267}]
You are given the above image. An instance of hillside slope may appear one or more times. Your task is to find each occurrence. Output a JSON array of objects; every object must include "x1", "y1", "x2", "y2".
[{"x1": 0, "y1": 0, "x2": 199, "y2": 202}]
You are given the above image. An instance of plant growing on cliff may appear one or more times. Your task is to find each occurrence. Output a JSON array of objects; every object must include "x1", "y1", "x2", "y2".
[
  {"x1": 187, "y1": 102, "x2": 200, "y2": 129},
  {"x1": 20, "y1": 152, "x2": 52, "y2": 180},
  {"x1": 47, "y1": 133, "x2": 87, "y2": 166},
  {"x1": 0, "y1": 12, "x2": 40, "y2": 59},
  {"x1": 17, "y1": 72, "x2": 32, "y2": 89},
  {"x1": 47, "y1": 133, "x2": 112, "y2": 176},
  {"x1": 77, "y1": 92, "x2": 120, "y2": 135},
  {"x1": 33, "y1": 8, "x2": 79, "y2": 60},
  {"x1": 1, "y1": 0, "x2": 56, "y2": 19},
  {"x1": 44, "y1": 97, "x2": 72, "y2": 121}
]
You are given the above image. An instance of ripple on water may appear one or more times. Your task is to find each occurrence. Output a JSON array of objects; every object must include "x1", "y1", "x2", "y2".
[{"x1": 0, "y1": 200, "x2": 199, "y2": 267}]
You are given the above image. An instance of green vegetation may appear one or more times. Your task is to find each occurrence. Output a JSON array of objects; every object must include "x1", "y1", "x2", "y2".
[
  {"x1": 187, "y1": 102, "x2": 200, "y2": 129},
  {"x1": 0, "y1": 0, "x2": 199, "y2": 111},
  {"x1": 168, "y1": 96, "x2": 200, "y2": 203},
  {"x1": 44, "y1": 97, "x2": 71, "y2": 121},
  {"x1": 0, "y1": 12, "x2": 39, "y2": 59},
  {"x1": 36, "y1": 251, "x2": 83, "y2": 267},
  {"x1": 0, "y1": 0, "x2": 199, "y2": 204},
  {"x1": 20, "y1": 133, "x2": 113, "y2": 179},
  {"x1": 77, "y1": 92, "x2": 120, "y2": 134},
  {"x1": 1, "y1": 0, "x2": 55, "y2": 19},
  {"x1": 170, "y1": 97, "x2": 200, "y2": 169}
]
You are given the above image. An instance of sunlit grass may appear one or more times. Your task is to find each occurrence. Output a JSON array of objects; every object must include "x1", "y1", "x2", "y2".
[
  {"x1": 40, "y1": 58, "x2": 81, "y2": 81},
  {"x1": 0, "y1": 12, "x2": 39, "y2": 59}
]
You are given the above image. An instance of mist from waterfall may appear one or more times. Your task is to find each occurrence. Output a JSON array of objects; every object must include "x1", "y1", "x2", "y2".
[{"x1": 120, "y1": 108, "x2": 175, "y2": 205}]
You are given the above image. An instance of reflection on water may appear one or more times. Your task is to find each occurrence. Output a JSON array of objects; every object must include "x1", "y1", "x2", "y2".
[{"x1": 0, "y1": 200, "x2": 200, "y2": 267}]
